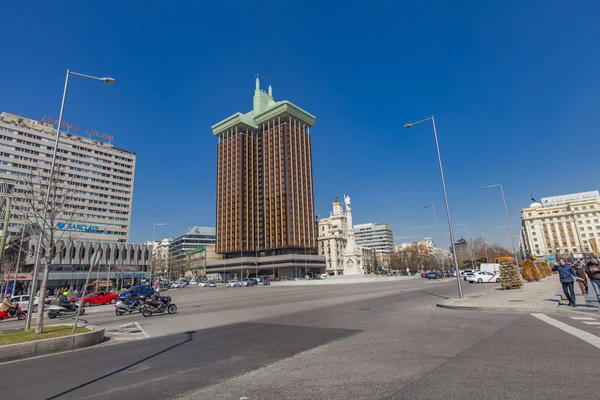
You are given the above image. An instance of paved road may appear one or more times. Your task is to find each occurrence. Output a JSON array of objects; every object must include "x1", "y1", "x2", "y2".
[{"x1": 2, "y1": 279, "x2": 599, "y2": 399}]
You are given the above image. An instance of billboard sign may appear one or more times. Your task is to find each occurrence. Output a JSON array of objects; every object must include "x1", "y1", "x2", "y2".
[{"x1": 541, "y1": 191, "x2": 600, "y2": 207}]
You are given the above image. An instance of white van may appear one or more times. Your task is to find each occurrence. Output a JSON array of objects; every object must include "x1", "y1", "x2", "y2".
[{"x1": 479, "y1": 263, "x2": 501, "y2": 274}]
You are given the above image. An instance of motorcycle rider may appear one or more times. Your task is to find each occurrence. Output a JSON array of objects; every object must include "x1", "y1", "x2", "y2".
[
  {"x1": 124, "y1": 288, "x2": 138, "y2": 309},
  {"x1": 1, "y1": 296, "x2": 16, "y2": 317},
  {"x1": 150, "y1": 289, "x2": 165, "y2": 312},
  {"x1": 58, "y1": 291, "x2": 76, "y2": 312}
]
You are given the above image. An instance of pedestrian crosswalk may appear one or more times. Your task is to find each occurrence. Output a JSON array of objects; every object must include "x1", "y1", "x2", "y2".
[
  {"x1": 569, "y1": 316, "x2": 600, "y2": 328},
  {"x1": 532, "y1": 314, "x2": 600, "y2": 349}
]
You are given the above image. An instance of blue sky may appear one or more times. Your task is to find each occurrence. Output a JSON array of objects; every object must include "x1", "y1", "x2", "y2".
[{"x1": 2, "y1": 1, "x2": 599, "y2": 250}]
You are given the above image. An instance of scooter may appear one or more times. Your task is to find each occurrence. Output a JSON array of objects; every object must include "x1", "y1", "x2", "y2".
[
  {"x1": 141, "y1": 295, "x2": 177, "y2": 317},
  {"x1": 114, "y1": 298, "x2": 144, "y2": 316},
  {"x1": 47, "y1": 301, "x2": 84, "y2": 319},
  {"x1": 0, "y1": 304, "x2": 26, "y2": 321}
]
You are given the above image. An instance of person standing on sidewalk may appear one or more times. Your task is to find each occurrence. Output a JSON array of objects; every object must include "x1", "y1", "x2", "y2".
[
  {"x1": 585, "y1": 258, "x2": 600, "y2": 306},
  {"x1": 574, "y1": 262, "x2": 588, "y2": 295},
  {"x1": 552, "y1": 258, "x2": 577, "y2": 307}
]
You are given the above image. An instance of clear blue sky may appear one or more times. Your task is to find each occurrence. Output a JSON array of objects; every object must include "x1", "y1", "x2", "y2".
[{"x1": 2, "y1": 1, "x2": 599, "y2": 250}]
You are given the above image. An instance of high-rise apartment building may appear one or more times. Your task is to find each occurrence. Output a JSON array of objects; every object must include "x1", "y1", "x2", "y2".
[
  {"x1": 208, "y1": 79, "x2": 324, "y2": 278},
  {"x1": 354, "y1": 223, "x2": 395, "y2": 253},
  {"x1": 0, "y1": 112, "x2": 135, "y2": 242}
]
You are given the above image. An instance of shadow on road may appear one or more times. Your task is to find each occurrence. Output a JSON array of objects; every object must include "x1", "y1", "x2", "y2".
[
  {"x1": 421, "y1": 291, "x2": 450, "y2": 300},
  {"x1": 46, "y1": 330, "x2": 196, "y2": 399}
]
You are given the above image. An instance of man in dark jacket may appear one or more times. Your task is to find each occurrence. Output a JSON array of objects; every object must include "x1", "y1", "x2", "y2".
[
  {"x1": 585, "y1": 258, "x2": 600, "y2": 305},
  {"x1": 552, "y1": 258, "x2": 577, "y2": 307}
]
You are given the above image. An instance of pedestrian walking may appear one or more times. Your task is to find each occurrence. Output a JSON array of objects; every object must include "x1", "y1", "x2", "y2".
[
  {"x1": 552, "y1": 258, "x2": 577, "y2": 307},
  {"x1": 574, "y1": 262, "x2": 588, "y2": 295},
  {"x1": 584, "y1": 258, "x2": 600, "y2": 306}
]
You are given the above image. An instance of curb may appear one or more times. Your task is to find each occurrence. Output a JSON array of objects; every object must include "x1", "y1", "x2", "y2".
[{"x1": 0, "y1": 325, "x2": 104, "y2": 363}]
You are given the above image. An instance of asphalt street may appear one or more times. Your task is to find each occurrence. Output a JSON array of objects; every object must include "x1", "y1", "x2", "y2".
[{"x1": 1, "y1": 278, "x2": 599, "y2": 400}]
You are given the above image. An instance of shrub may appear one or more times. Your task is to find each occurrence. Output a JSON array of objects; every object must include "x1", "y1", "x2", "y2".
[
  {"x1": 500, "y1": 260, "x2": 523, "y2": 289},
  {"x1": 521, "y1": 260, "x2": 542, "y2": 282}
]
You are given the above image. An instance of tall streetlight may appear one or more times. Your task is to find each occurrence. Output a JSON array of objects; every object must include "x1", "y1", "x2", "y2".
[
  {"x1": 424, "y1": 204, "x2": 444, "y2": 276},
  {"x1": 483, "y1": 184, "x2": 520, "y2": 269},
  {"x1": 403, "y1": 116, "x2": 463, "y2": 298},
  {"x1": 25, "y1": 69, "x2": 116, "y2": 330},
  {"x1": 481, "y1": 230, "x2": 490, "y2": 263},
  {"x1": 457, "y1": 223, "x2": 476, "y2": 269},
  {"x1": 152, "y1": 223, "x2": 166, "y2": 279}
]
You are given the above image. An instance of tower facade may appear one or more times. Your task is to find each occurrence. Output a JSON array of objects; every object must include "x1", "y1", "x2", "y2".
[{"x1": 212, "y1": 78, "x2": 317, "y2": 258}]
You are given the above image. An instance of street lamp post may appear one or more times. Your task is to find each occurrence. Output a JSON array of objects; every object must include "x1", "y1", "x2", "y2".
[
  {"x1": 483, "y1": 184, "x2": 520, "y2": 270},
  {"x1": 458, "y1": 223, "x2": 476, "y2": 269},
  {"x1": 25, "y1": 69, "x2": 116, "y2": 330},
  {"x1": 424, "y1": 204, "x2": 444, "y2": 277},
  {"x1": 481, "y1": 230, "x2": 490, "y2": 263},
  {"x1": 403, "y1": 116, "x2": 463, "y2": 298},
  {"x1": 152, "y1": 223, "x2": 166, "y2": 280}
]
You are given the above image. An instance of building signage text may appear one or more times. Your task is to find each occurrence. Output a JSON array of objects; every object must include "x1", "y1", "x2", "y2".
[
  {"x1": 56, "y1": 222, "x2": 100, "y2": 233},
  {"x1": 541, "y1": 191, "x2": 600, "y2": 207},
  {"x1": 41, "y1": 116, "x2": 114, "y2": 142}
]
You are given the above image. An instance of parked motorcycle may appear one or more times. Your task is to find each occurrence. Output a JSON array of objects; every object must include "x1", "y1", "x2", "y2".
[
  {"x1": 141, "y1": 295, "x2": 177, "y2": 317},
  {"x1": 114, "y1": 298, "x2": 144, "y2": 316},
  {"x1": 0, "y1": 304, "x2": 26, "y2": 321},
  {"x1": 47, "y1": 301, "x2": 84, "y2": 319}
]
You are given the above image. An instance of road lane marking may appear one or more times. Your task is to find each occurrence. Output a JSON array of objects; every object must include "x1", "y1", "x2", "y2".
[
  {"x1": 570, "y1": 317, "x2": 596, "y2": 320},
  {"x1": 582, "y1": 322, "x2": 600, "y2": 325},
  {"x1": 134, "y1": 321, "x2": 150, "y2": 338},
  {"x1": 531, "y1": 314, "x2": 600, "y2": 350}
]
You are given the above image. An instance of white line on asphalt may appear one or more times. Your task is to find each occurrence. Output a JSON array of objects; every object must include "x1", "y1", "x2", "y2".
[
  {"x1": 531, "y1": 314, "x2": 600, "y2": 350},
  {"x1": 582, "y1": 322, "x2": 600, "y2": 325},
  {"x1": 569, "y1": 317, "x2": 596, "y2": 320},
  {"x1": 134, "y1": 321, "x2": 150, "y2": 338}
]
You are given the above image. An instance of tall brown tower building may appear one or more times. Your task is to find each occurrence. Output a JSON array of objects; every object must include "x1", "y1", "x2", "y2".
[{"x1": 212, "y1": 78, "x2": 318, "y2": 264}]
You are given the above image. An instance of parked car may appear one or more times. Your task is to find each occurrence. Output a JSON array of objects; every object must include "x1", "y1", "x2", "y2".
[
  {"x1": 118, "y1": 285, "x2": 155, "y2": 301},
  {"x1": 427, "y1": 271, "x2": 442, "y2": 279},
  {"x1": 81, "y1": 291, "x2": 119, "y2": 307},
  {"x1": 207, "y1": 280, "x2": 217, "y2": 287},
  {"x1": 241, "y1": 278, "x2": 257, "y2": 287},
  {"x1": 197, "y1": 281, "x2": 209, "y2": 287},
  {"x1": 226, "y1": 280, "x2": 240, "y2": 288},
  {"x1": 420, "y1": 272, "x2": 428, "y2": 278},
  {"x1": 466, "y1": 271, "x2": 501, "y2": 284},
  {"x1": 10, "y1": 295, "x2": 40, "y2": 313},
  {"x1": 462, "y1": 270, "x2": 478, "y2": 280}
]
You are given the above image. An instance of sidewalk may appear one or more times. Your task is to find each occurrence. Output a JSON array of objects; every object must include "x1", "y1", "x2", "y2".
[{"x1": 436, "y1": 276, "x2": 600, "y2": 314}]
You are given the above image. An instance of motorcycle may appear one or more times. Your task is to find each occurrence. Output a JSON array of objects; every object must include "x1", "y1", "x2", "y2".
[
  {"x1": 141, "y1": 295, "x2": 177, "y2": 317},
  {"x1": 114, "y1": 298, "x2": 144, "y2": 316},
  {"x1": 0, "y1": 304, "x2": 26, "y2": 321},
  {"x1": 47, "y1": 301, "x2": 85, "y2": 319}
]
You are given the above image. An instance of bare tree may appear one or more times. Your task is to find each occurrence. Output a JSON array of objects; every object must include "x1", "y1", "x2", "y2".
[{"x1": 19, "y1": 163, "x2": 82, "y2": 333}]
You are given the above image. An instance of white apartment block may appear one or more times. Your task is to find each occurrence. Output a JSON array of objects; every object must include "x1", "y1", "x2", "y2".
[
  {"x1": 521, "y1": 191, "x2": 600, "y2": 257},
  {"x1": 354, "y1": 222, "x2": 394, "y2": 253},
  {"x1": 0, "y1": 112, "x2": 135, "y2": 242}
]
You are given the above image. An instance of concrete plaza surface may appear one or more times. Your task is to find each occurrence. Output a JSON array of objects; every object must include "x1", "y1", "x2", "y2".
[{"x1": 1, "y1": 278, "x2": 599, "y2": 399}]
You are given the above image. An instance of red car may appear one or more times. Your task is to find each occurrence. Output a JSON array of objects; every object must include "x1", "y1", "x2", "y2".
[{"x1": 81, "y1": 291, "x2": 119, "y2": 307}]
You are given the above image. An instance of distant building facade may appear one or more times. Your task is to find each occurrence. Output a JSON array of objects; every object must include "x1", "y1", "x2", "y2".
[
  {"x1": 318, "y1": 196, "x2": 364, "y2": 276},
  {"x1": 521, "y1": 191, "x2": 600, "y2": 258},
  {"x1": 168, "y1": 226, "x2": 216, "y2": 278}
]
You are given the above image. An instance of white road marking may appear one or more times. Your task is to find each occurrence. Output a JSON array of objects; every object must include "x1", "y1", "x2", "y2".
[
  {"x1": 569, "y1": 317, "x2": 596, "y2": 320},
  {"x1": 582, "y1": 321, "x2": 600, "y2": 325},
  {"x1": 134, "y1": 321, "x2": 150, "y2": 338},
  {"x1": 531, "y1": 314, "x2": 600, "y2": 350}
]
